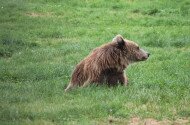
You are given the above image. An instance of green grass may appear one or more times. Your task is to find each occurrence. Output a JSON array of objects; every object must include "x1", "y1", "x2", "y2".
[{"x1": 0, "y1": 0, "x2": 190, "y2": 124}]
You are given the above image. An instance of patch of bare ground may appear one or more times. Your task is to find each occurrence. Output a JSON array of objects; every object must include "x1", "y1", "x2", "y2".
[
  {"x1": 106, "y1": 116, "x2": 189, "y2": 125},
  {"x1": 25, "y1": 12, "x2": 53, "y2": 17},
  {"x1": 128, "y1": 117, "x2": 189, "y2": 125}
]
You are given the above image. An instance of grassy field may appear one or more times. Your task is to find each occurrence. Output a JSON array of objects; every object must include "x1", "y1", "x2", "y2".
[{"x1": 0, "y1": 0, "x2": 190, "y2": 124}]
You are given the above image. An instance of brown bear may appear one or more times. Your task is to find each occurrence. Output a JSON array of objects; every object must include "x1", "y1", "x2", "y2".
[{"x1": 65, "y1": 35, "x2": 149, "y2": 91}]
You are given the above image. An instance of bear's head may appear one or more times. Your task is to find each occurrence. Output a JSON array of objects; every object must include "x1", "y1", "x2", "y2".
[{"x1": 112, "y1": 34, "x2": 150, "y2": 64}]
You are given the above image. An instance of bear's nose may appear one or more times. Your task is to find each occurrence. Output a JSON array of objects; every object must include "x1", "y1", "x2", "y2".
[{"x1": 147, "y1": 53, "x2": 150, "y2": 57}]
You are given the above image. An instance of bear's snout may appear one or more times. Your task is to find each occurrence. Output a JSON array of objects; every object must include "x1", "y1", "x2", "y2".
[
  {"x1": 144, "y1": 53, "x2": 150, "y2": 59},
  {"x1": 142, "y1": 56, "x2": 148, "y2": 60},
  {"x1": 137, "y1": 49, "x2": 150, "y2": 61},
  {"x1": 140, "y1": 52, "x2": 150, "y2": 61},
  {"x1": 147, "y1": 53, "x2": 150, "y2": 57}
]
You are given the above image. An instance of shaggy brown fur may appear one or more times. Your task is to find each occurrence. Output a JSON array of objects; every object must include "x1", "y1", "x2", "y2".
[{"x1": 65, "y1": 35, "x2": 149, "y2": 91}]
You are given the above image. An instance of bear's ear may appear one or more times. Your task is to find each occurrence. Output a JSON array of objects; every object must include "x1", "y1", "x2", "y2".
[{"x1": 112, "y1": 34, "x2": 125, "y2": 47}]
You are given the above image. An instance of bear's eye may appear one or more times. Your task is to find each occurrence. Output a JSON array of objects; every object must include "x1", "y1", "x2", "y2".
[{"x1": 137, "y1": 46, "x2": 140, "y2": 50}]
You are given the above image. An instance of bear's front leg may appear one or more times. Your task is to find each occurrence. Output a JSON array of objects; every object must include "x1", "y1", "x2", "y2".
[
  {"x1": 118, "y1": 72, "x2": 128, "y2": 86},
  {"x1": 122, "y1": 75, "x2": 128, "y2": 86},
  {"x1": 106, "y1": 71, "x2": 128, "y2": 86}
]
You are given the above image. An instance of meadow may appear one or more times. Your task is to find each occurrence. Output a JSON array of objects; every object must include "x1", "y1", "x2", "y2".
[{"x1": 0, "y1": 0, "x2": 190, "y2": 124}]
